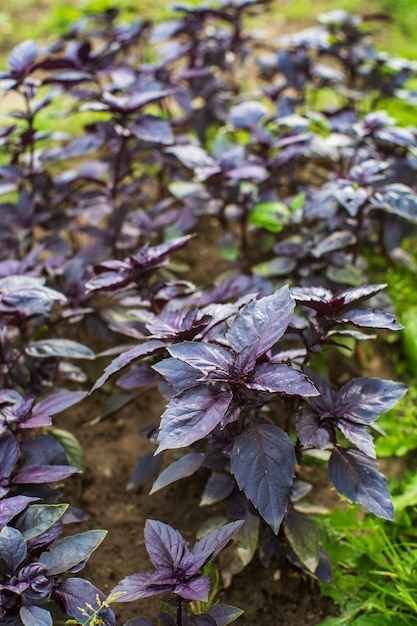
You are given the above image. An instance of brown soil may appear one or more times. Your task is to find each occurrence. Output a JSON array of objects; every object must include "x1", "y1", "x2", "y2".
[{"x1": 57, "y1": 378, "x2": 340, "y2": 626}]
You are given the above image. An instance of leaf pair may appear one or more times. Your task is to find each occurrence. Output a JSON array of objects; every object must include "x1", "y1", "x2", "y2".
[
  {"x1": 297, "y1": 372, "x2": 407, "y2": 519},
  {"x1": 112, "y1": 519, "x2": 243, "y2": 603}
]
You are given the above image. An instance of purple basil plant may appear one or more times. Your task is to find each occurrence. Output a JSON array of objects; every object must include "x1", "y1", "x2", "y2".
[
  {"x1": 0, "y1": 510, "x2": 109, "y2": 626},
  {"x1": 109, "y1": 519, "x2": 244, "y2": 626}
]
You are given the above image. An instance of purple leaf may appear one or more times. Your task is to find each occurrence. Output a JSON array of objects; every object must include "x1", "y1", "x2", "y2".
[
  {"x1": 91, "y1": 340, "x2": 165, "y2": 392},
  {"x1": 127, "y1": 452, "x2": 164, "y2": 491},
  {"x1": 312, "y1": 230, "x2": 357, "y2": 257},
  {"x1": 296, "y1": 408, "x2": 335, "y2": 449},
  {"x1": 0, "y1": 526, "x2": 27, "y2": 574},
  {"x1": 375, "y1": 126, "x2": 415, "y2": 147},
  {"x1": 372, "y1": 183, "x2": 417, "y2": 223},
  {"x1": 329, "y1": 447, "x2": 393, "y2": 519},
  {"x1": 19, "y1": 434, "x2": 67, "y2": 466},
  {"x1": 128, "y1": 116, "x2": 174, "y2": 145},
  {"x1": 20, "y1": 606, "x2": 52, "y2": 626},
  {"x1": 43, "y1": 70, "x2": 92, "y2": 84},
  {"x1": 27, "y1": 521, "x2": 63, "y2": 552},
  {"x1": 200, "y1": 472, "x2": 235, "y2": 506},
  {"x1": 231, "y1": 344, "x2": 257, "y2": 378},
  {"x1": 338, "y1": 308, "x2": 403, "y2": 330},
  {"x1": 291, "y1": 286, "x2": 336, "y2": 311},
  {"x1": 335, "y1": 418, "x2": 376, "y2": 458},
  {"x1": 55, "y1": 578, "x2": 116, "y2": 626},
  {"x1": 102, "y1": 89, "x2": 172, "y2": 113},
  {"x1": 156, "y1": 386, "x2": 233, "y2": 452},
  {"x1": 0, "y1": 496, "x2": 38, "y2": 528},
  {"x1": 0, "y1": 276, "x2": 66, "y2": 317},
  {"x1": 33, "y1": 391, "x2": 87, "y2": 418},
  {"x1": 7, "y1": 40, "x2": 38, "y2": 72},
  {"x1": 338, "y1": 378, "x2": 407, "y2": 424},
  {"x1": 337, "y1": 284, "x2": 387, "y2": 307},
  {"x1": 61, "y1": 134, "x2": 104, "y2": 159},
  {"x1": 167, "y1": 145, "x2": 221, "y2": 180},
  {"x1": 291, "y1": 284, "x2": 387, "y2": 313},
  {"x1": 334, "y1": 185, "x2": 368, "y2": 216},
  {"x1": 0, "y1": 434, "x2": 19, "y2": 483},
  {"x1": 111, "y1": 572, "x2": 161, "y2": 601},
  {"x1": 226, "y1": 287, "x2": 295, "y2": 356},
  {"x1": 193, "y1": 520, "x2": 244, "y2": 561},
  {"x1": 174, "y1": 575, "x2": 211, "y2": 601},
  {"x1": 18, "y1": 413, "x2": 52, "y2": 429},
  {"x1": 226, "y1": 164, "x2": 268, "y2": 182},
  {"x1": 144, "y1": 519, "x2": 189, "y2": 571},
  {"x1": 153, "y1": 357, "x2": 202, "y2": 392},
  {"x1": 14, "y1": 464, "x2": 80, "y2": 484},
  {"x1": 168, "y1": 342, "x2": 233, "y2": 375},
  {"x1": 25, "y1": 339, "x2": 95, "y2": 359},
  {"x1": 39, "y1": 529, "x2": 107, "y2": 574},
  {"x1": 247, "y1": 363, "x2": 318, "y2": 396},
  {"x1": 150, "y1": 453, "x2": 207, "y2": 494},
  {"x1": 231, "y1": 424, "x2": 296, "y2": 533},
  {"x1": 228, "y1": 101, "x2": 268, "y2": 130},
  {"x1": 118, "y1": 363, "x2": 160, "y2": 389},
  {"x1": 147, "y1": 308, "x2": 211, "y2": 340}
]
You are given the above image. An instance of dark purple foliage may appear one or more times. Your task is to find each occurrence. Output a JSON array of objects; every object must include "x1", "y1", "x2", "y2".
[
  {"x1": 0, "y1": 513, "x2": 108, "y2": 625},
  {"x1": 111, "y1": 519, "x2": 243, "y2": 601},
  {"x1": 297, "y1": 373, "x2": 407, "y2": 458},
  {"x1": 0, "y1": 1, "x2": 413, "y2": 621}
]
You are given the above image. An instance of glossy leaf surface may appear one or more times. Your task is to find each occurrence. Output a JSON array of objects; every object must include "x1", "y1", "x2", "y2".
[{"x1": 231, "y1": 424, "x2": 296, "y2": 532}]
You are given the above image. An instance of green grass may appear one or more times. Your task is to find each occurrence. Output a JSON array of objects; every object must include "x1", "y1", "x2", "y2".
[
  {"x1": 317, "y1": 509, "x2": 417, "y2": 625},
  {"x1": 278, "y1": 0, "x2": 379, "y2": 22}
]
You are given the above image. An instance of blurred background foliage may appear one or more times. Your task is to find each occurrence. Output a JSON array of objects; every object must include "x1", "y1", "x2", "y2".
[{"x1": 1, "y1": 0, "x2": 417, "y2": 56}]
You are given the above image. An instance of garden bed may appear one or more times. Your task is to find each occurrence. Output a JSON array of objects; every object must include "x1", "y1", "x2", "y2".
[
  {"x1": 59, "y1": 391, "x2": 339, "y2": 625},
  {"x1": 0, "y1": 2, "x2": 416, "y2": 625}
]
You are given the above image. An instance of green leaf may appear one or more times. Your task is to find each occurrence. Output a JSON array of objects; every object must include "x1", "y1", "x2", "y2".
[
  {"x1": 48, "y1": 427, "x2": 84, "y2": 471},
  {"x1": 39, "y1": 529, "x2": 107, "y2": 574},
  {"x1": 218, "y1": 232, "x2": 239, "y2": 261},
  {"x1": 392, "y1": 473, "x2": 417, "y2": 513},
  {"x1": 17, "y1": 504, "x2": 69, "y2": 540},
  {"x1": 168, "y1": 181, "x2": 205, "y2": 199},
  {"x1": 290, "y1": 192, "x2": 306, "y2": 211},
  {"x1": 235, "y1": 509, "x2": 259, "y2": 567},
  {"x1": 252, "y1": 256, "x2": 297, "y2": 277},
  {"x1": 219, "y1": 507, "x2": 259, "y2": 587},
  {"x1": 401, "y1": 307, "x2": 417, "y2": 376},
  {"x1": 326, "y1": 264, "x2": 364, "y2": 286},
  {"x1": 284, "y1": 510, "x2": 320, "y2": 572},
  {"x1": 249, "y1": 201, "x2": 291, "y2": 233},
  {"x1": 206, "y1": 605, "x2": 244, "y2": 625},
  {"x1": 196, "y1": 516, "x2": 230, "y2": 540}
]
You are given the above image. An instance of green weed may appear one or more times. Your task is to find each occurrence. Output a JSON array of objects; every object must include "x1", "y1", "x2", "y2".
[{"x1": 318, "y1": 511, "x2": 417, "y2": 625}]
